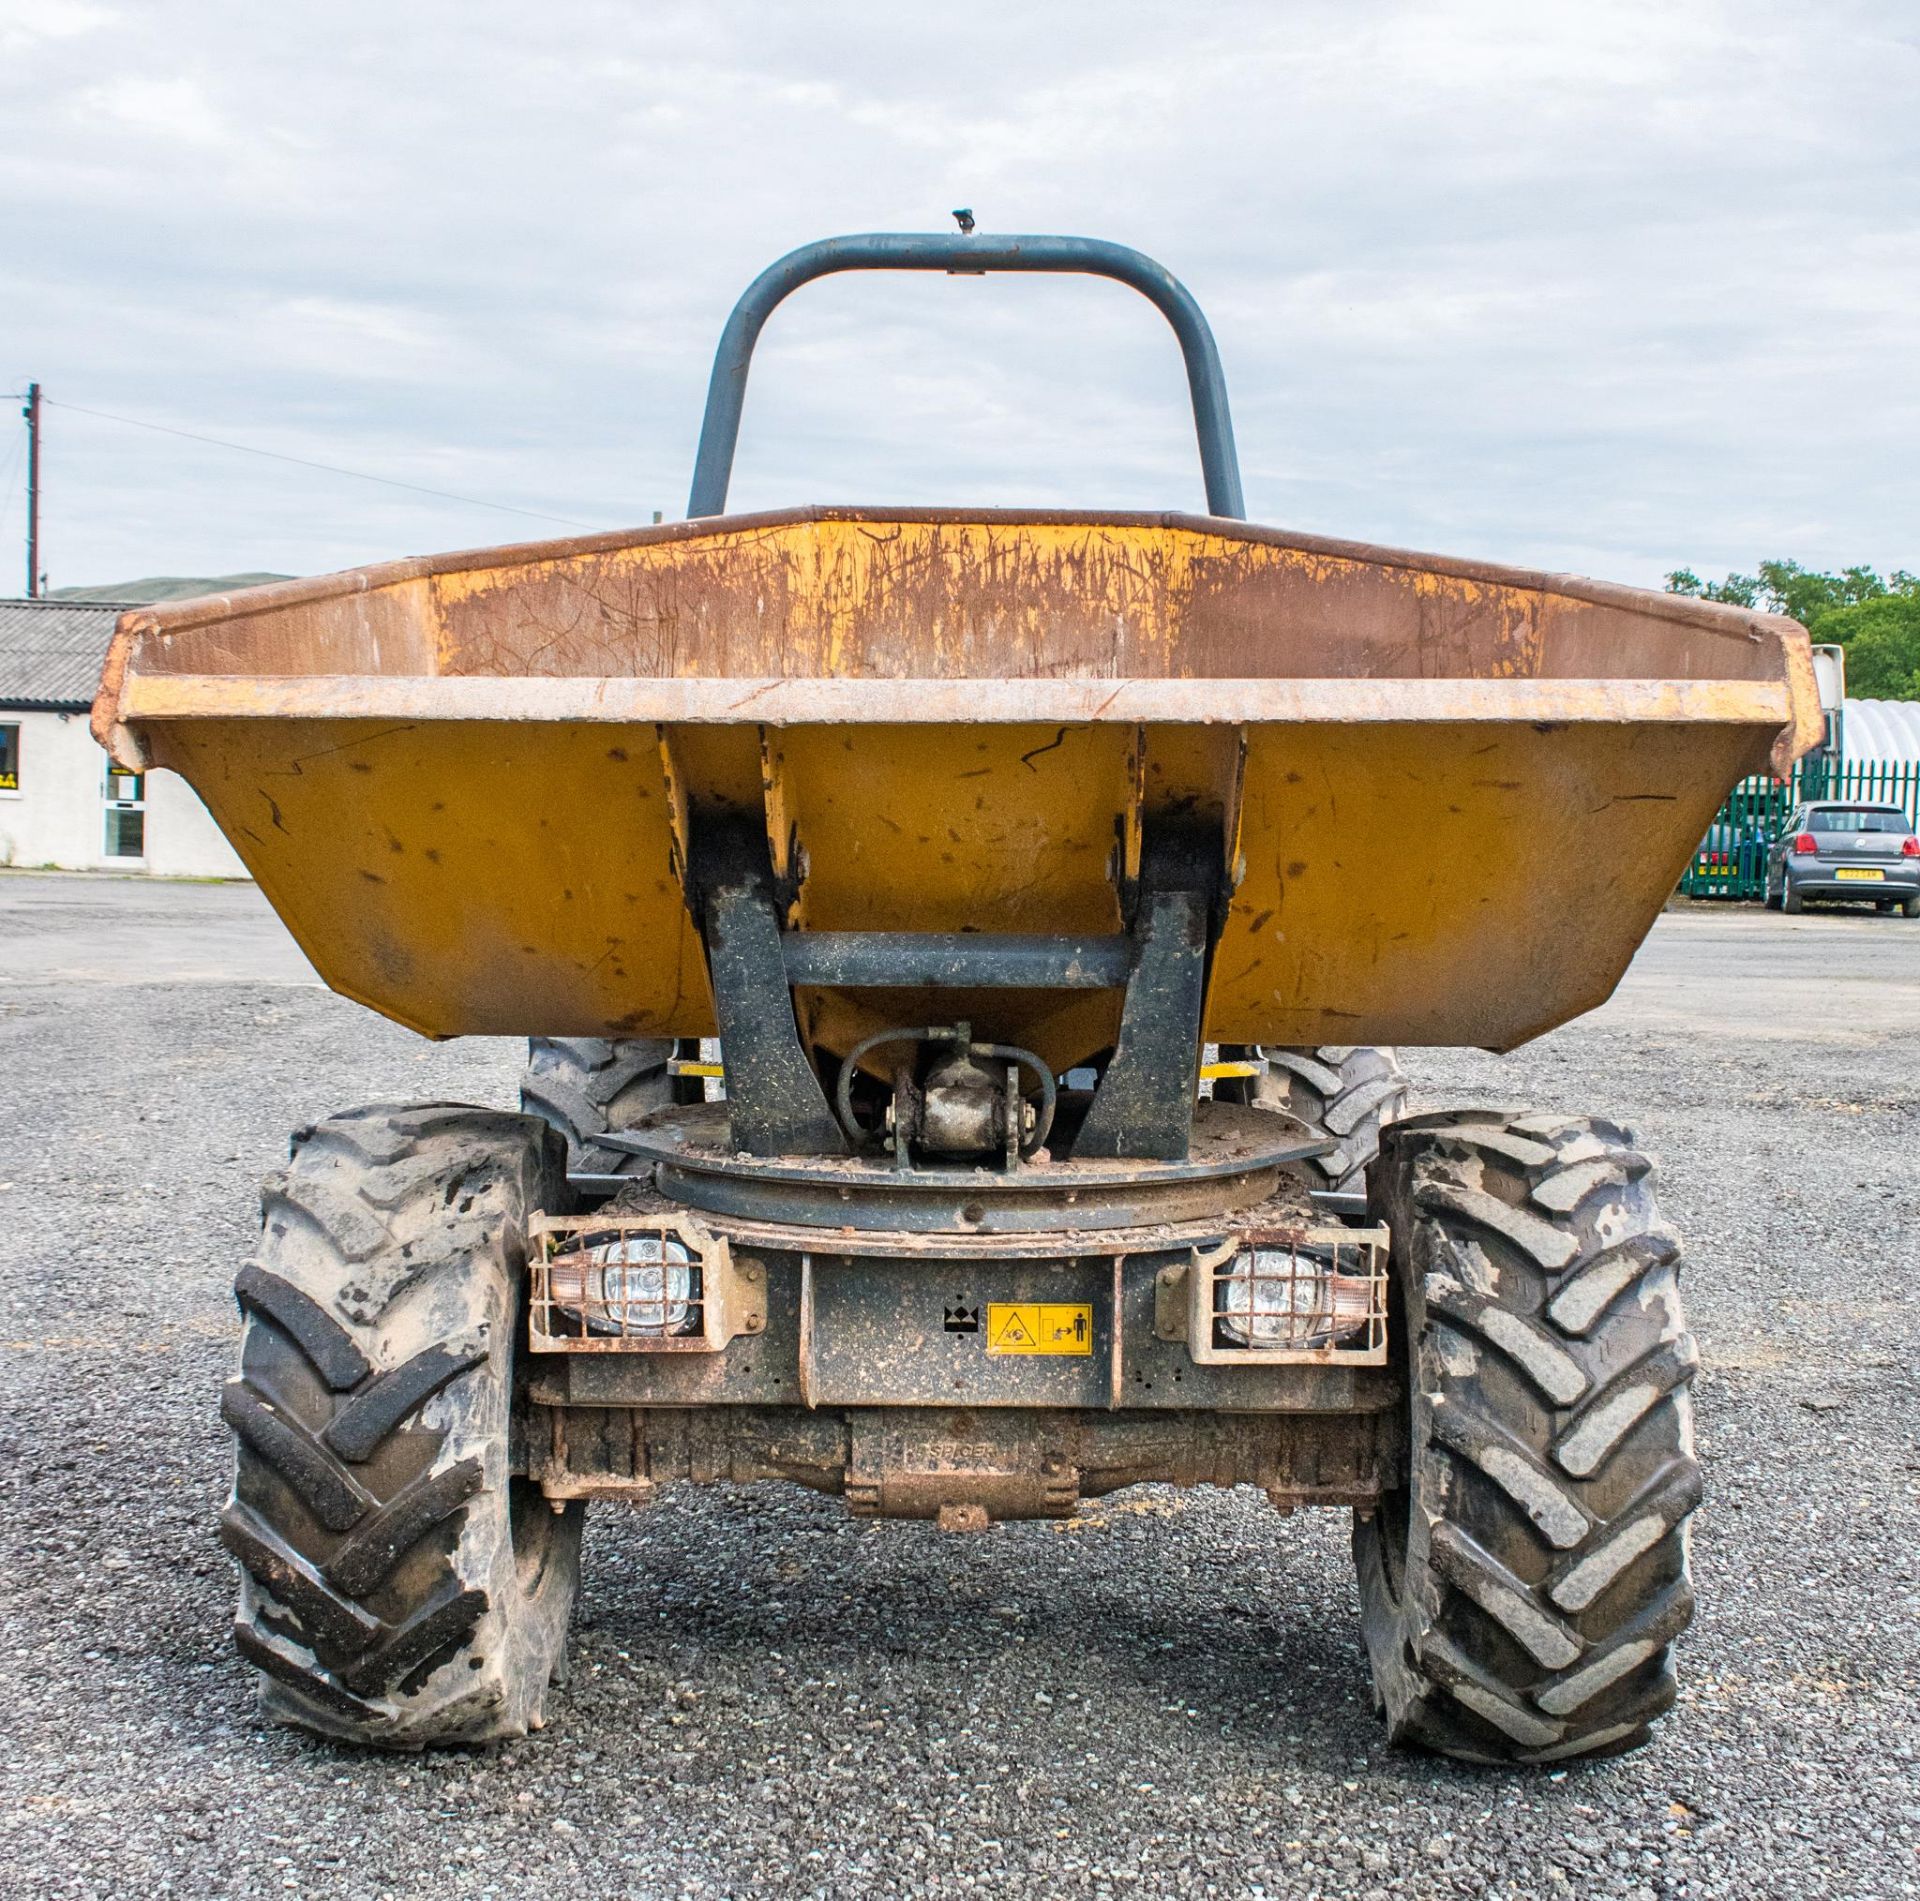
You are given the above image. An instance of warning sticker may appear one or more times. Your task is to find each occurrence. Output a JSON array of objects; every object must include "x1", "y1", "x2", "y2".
[{"x1": 985, "y1": 1302, "x2": 1093, "y2": 1356}]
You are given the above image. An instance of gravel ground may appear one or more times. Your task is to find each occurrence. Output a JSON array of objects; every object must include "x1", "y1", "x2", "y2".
[{"x1": 1, "y1": 877, "x2": 1915, "y2": 1899}]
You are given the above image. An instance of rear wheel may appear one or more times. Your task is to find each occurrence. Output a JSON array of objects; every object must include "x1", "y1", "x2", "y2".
[
  {"x1": 1223, "y1": 1046, "x2": 1408, "y2": 1191},
  {"x1": 1901, "y1": 894, "x2": 1920, "y2": 919},
  {"x1": 1782, "y1": 882, "x2": 1804, "y2": 915},
  {"x1": 1355, "y1": 1110, "x2": 1699, "y2": 1763},
  {"x1": 520, "y1": 1037, "x2": 675, "y2": 1183},
  {"x1": 222, "y1": 1103, "x2": 581, "y2": 1747}
]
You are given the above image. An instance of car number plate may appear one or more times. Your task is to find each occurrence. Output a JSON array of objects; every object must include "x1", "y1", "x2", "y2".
[{"x1": 1834, "y1": 867, "x2": 1884, "y2": 881}]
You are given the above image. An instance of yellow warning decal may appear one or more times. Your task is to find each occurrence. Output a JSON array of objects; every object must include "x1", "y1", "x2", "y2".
[{"x1": 985, "y1": 1303, "x2": 1093, "y2": 1356}]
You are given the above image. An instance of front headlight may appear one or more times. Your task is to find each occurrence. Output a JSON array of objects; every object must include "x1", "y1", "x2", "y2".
[
  {"x1": 545, "y1": 1233, "x2": 698, "y2": 1337},
  {"x1": 1218, "y1": 1242, "x2": 1372, "y2": 1350}
]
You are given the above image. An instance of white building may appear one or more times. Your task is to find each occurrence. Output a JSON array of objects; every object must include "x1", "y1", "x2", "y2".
[{"x1": 0, "y1": 598, "x2": 248, "y2": 878}]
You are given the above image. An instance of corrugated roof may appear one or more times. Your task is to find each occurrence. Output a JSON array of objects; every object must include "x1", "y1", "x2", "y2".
[
  {"x1": 0, "y1": 598, "x2": 135, "y2": 710},
  {"x1": 1843, "y1": 697, "x2": 1920, "y2": 766}
]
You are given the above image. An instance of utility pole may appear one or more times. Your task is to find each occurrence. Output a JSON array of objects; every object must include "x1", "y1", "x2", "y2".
[{"x1": 23, "y1": 382, "x2": 42, "y2": 598}]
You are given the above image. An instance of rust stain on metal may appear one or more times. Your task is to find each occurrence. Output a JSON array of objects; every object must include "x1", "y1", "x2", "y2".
[
  {"x1": 526, "y1": 1400, "x2": 1404, "y2": 1521},
  {"x1": 90, "y1": 507, "x2": 1821, "y2": 1053}
]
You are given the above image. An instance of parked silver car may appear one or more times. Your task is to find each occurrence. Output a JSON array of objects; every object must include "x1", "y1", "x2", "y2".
[{"x1": 1765, "y1": 801, "x2": 1920, "y2": 915}]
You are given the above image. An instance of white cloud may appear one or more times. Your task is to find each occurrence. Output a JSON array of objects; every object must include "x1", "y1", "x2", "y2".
[
  {"x1": 77, "y1": 73, "x2": 230, "y2": 147},
  {"x1": 0, "y1": 0, "x2": 1914, "y2": 587},
  {"x1": 0, "y1": 0, "x2": 113, "y2": 54}
]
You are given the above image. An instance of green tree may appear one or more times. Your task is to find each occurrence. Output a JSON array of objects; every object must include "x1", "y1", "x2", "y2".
[
  {"x1": 1813, "y1": 592, "x2": 1920, "y2": 699},
  {"x1": 1664, "y1": 567, "x2": 1759, "y2": 607},
  {"x1": 1666, "y1": 561, "x2": 1920, "y2": 700},
  {"x1": 1753, "y1": 559, "x2": 1888, "y2": 626}
]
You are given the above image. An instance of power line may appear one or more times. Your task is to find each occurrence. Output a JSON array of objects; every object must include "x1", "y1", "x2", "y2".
[{"x1": 36, "y1": 394, "x2": 602, "y2": 530}]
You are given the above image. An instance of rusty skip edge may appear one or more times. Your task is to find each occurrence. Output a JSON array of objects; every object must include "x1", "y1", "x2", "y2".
[
  {"x1": 85, "y1": 503, "x2": 1810, "y2": 641},
  {"x1": 89, "y1": 505, "x2": 1826, "y2": 781},
  {"x1": 108, "y1": 671, "x2": 1801, "y2": 728},
  {"x1": 95, "y1": 676, "x2": 1819, "y2": 788}
]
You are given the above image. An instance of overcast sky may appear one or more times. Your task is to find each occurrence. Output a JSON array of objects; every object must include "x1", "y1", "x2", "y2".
[{"x1": 2, "y1": 0, "x2": 1915, "y2": 593}]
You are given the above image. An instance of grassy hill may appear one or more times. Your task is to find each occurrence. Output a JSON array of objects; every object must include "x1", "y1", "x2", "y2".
[{"x1": 49, "y1": 573, "x2": 295, "y2": 604}]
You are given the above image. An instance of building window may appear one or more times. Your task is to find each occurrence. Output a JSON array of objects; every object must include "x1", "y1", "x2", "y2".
[
  {"x1": 0, "y1": 722, "x2": 18, "y2": 793},
  {"x1": 104, "y1": 761, "x2": 145, "y2": 859}
]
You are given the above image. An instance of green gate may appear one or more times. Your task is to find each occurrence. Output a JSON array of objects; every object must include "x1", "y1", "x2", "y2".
[{"x1": 1681, "y1": 759, "x2": 1920, "y2": 900}]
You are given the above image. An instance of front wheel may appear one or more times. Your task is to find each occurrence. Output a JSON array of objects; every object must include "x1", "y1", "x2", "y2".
[
  {"x1": 1354, "y1": 1110, "x2": 1700, "y2": 1764},
  {"x1": 221, "y1": 1103, "x2": 581, "y2": 1747}
]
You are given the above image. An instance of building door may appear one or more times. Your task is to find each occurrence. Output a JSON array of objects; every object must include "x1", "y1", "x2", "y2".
[{"x1": 103, "y1": 761, "x2": 146, "y2": 861}]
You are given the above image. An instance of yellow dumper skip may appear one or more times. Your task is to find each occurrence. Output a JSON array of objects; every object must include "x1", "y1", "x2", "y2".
[{"x1": 94, "y1": 505, "x2": 1817, "y2": 1058}]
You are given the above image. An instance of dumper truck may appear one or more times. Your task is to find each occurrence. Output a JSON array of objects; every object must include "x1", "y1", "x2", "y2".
[{"x1": 94, "y1": 231, "x2": 1821, "y2": 1763}]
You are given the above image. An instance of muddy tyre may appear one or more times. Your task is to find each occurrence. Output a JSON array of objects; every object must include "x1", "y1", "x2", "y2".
[
  {"x1": 520, "y1": 1036, "x2": 674, "y2": 1182},
  {"x1": 221, "y1": 1103, "x2": 581, "y2": 1747},
  {"x1": 1231, "y1": 1046, "x2": 1408, "y2": 1191},
  {"x1": 1355, "y1": 1110, "x2": 1699, "y2": 1764}
]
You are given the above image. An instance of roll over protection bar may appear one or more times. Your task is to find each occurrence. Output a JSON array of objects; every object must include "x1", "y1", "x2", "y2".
[{"x1": 686, "y1": 231, "x2": 1245, "y2": 520}]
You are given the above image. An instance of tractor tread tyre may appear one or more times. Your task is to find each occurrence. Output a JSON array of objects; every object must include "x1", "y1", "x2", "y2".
[
  {"x1": 1355, "y1": 1109, "x2": 1699, "y2": 1764},
  {"x1": 223, "y1": 1102, "x2": 582, "y2": 1748},
  {"x1": 1248, "y1": 1046, "x2": 1409, "y2": 1191},
  {"x1": 520, "y1": 1037, "x2": 675, "y2": 1179}
]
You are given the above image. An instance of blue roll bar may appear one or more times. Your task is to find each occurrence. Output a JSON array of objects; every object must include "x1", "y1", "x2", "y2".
[{"x1": 686, "y1": 232, "x2": 1245, "y2": 520}]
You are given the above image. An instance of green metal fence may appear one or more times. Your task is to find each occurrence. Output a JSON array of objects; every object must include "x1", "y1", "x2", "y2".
[{"x1": 1681, "y1": 759, "x2": 1920, "y2": 899}]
